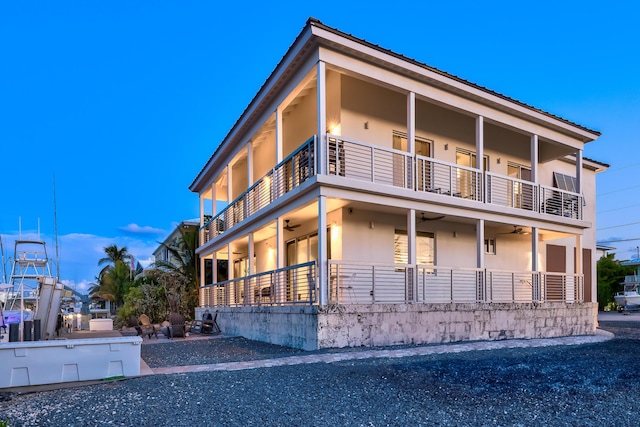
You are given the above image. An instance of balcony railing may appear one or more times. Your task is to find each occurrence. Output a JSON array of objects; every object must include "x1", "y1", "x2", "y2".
[
  {"x1": 328, "y1": 260, "x2": 582, "y2": 304},
  {"x1": 201, "y1": 261, "x2": 317, "y2": 307},
  {"x1": 486, "y1": 172, "x2": 538, "y2": 212},
  {"x1": 327, "y1": 136, "x2": 413, "y2": 189},
  {"x1": 327, "y1": 134, "x2": 582, "y2": 220},
  {"x1": 416, "y1": 155, "x2": 482, "y2": 201},
  {"x1": 201, "y1": 137, "x2": 316, "y2": 243},
  {"x1": 203, "y1": 135, "x2": 584, "y2": 243}
]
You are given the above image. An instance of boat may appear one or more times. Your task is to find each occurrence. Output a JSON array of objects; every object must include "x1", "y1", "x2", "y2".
[
  {"x1": 0, "y1": 239, "x2": 64, "y2": 341},
  {"x1": 614, "y1": 275, "x2": 640, "y2": 312}
]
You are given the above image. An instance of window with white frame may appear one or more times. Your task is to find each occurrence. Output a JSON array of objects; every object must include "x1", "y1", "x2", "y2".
[
  {"x1": 394, "y1": 230, "x2": 435, "y2": 265},
  {"x1": 484, "y1": 238, "x2": 496, "y2": 255}
]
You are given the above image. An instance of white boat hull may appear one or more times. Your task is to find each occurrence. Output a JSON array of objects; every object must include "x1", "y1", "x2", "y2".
[{"x1": 614, "y1": 292, "x2": 640, "y2": 308}]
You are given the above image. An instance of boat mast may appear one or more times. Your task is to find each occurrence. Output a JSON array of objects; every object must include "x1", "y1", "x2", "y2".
[{"x1": 53, "y1": 175, "x2": 60, "y2": 280}]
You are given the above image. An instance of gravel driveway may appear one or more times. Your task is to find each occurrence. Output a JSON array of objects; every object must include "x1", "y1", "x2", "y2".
[{"x1": 1, "y1": 320, "x2": 639, "y2": 426}]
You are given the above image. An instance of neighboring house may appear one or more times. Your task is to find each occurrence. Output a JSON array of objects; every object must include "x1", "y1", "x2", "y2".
[
  {"x1": 189, "y1": 18, "x2": 608, "y2": 350},
  {"x1": 596, "y1": 244, "x2": 616, "y2": 259},
  {"x1": 152, "y1": 219, "x2": 199, "y2": 268}
]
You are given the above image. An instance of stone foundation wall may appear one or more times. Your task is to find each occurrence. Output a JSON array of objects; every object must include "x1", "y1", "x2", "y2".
[
  {"x1": 317, "y1": 302, "x2": 598, "y2": 349},
  {"x1": 200, "y1": 302, "x2": 597, "y2": 351}
]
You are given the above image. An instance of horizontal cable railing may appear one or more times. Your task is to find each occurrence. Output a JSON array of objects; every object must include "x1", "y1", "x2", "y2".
[
  {"x1": 201, "y1": 261, "x2": 316, "y2": 307},
  {"x1": 486, "y1": 172, "x2": 538, "y2": 212},
  {"x1": 328, "y1": 261, "x2": 582, "y2": 305},
  {"x1": 539, "y1": 185, "x2": 583, "y2": 220},
  {"x1": 327, "y1": 135, "x2": 414, "y2": 189},
  {"x1": 416, "y1": 156, "x2": 482, "y2": 201},
  {"x1": 201, "y1": 137, "x2": 316, "y2": 243},
  {"x1": 541, "y1": 272, "x2": 583, "y2": 302}
]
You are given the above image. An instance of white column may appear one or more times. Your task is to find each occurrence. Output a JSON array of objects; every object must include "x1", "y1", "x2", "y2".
[
  {"x1": 227, "y1": 243, "x2": 233, "y2": 280},
  {"x1": 407, "y1": 209, "x2": 416, "y2": 302},
  {"x1": 531, "y1": 227, "x2": 539, "y2": 301},
  {"x1": 226, "y1": 165, "x2": 233, "y2": 204},
  {"x1": 247, "y1": 141, "x2": 254, "y2": 185},
  {"x1": 246, "y1": 232, "x2": 254, "y2": 305},
  {"x1": 318, "y1": 195, "x2": 328, "y2": 305},
  {"x1": 276, "y1": 108, "x2": 283, "y2": 163},
  {"x1": 476, "y1": 116, "x2": 484, "y2": 170},
  {"x1": 476, "y1": 219, "x2": 485, "y2": 269},
  {"x1": 575, "y1": 149, "x2": 583, "y2": 193},
  {"x1": 407, "y1": 92, "x2": 415, "y2": 153},
  {"x1": 212, "y1": 252, "x2": 217, "y2": 283},
  {"x1": 530, "y1": 135, "x2": 539, "y2": 183},
  {"x1": 407, "y1": 92, "x2": 416, "y2": 189},
  {"x1": 212, "y1": 182, "x2": 217, "y2": 216},
  {"x1": 575, "y1": 234, "x2": 583, "y2": 301},
  {"x1": 199, "y1": 256, "x2": 205, "y2": 306},
  {"x1": 316, "y1": 61, "x2": 327, "y2": 175},
  {"x1": 276, "y1": 217, "x2": 284, "y2": 270}
]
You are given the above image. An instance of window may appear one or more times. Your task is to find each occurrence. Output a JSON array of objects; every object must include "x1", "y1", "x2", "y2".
[
  {"x1": 456, "y1": 149, "x2": 489, "y2": 170},
  {"x1": 508, "y1": 162, "x2": 533, "y2": 209},
  {"x1": 455, "y1": 149, "x2": 488, "y2": 199},
  {"x1": 392, "y1": 131, "x2": 433, "y2": 157},
  {"x1": 484, "y1": 238, "x2": 496, "y2": 255},
  {"x1": 394, "y1": 230, "x2": 435, "y2": 265},
  {"x1": 553, "y1": 172, "x2": 577, "y2": 193}
]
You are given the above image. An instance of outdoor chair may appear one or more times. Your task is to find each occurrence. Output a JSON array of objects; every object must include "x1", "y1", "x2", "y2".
[
  {"x1": 139, "y1": 314, "x2": 158, "y2": 339},
  {"x1": 167, "y1": 312, "x2": 187, "y2": 339},
  {"x1": 129, "y1": 316, "x2": 143, "y2": 336},
  {"x1": 202, "y1": 310, "x2": 221, "y2": 334}
]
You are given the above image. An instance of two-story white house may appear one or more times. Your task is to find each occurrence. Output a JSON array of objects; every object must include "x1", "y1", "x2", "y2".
[{"x1": 189, "y1": 18, "x2": 607, "y2": 350}]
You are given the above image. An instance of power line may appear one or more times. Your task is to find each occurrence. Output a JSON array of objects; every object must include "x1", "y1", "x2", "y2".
[
  {"x1": 597, "y1": 237, "x2": 640, "y2": 244},
  {"x1": 597, "y1": 184, "x2": 640, "y2": 197},
  {"x1": 597, "y1": 221, "x2": 640, "y2": 231},
  {"x1": 598, "y1": 203, "x2": 640, "y2": 214}
]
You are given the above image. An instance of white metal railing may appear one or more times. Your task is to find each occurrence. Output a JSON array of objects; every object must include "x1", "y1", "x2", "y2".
[
  {"x1": 201, "y1": 262, "x2": 317, "y2": 307},
  {"x1": 416, "y1": 156, "x2": 482, "y2": 201},
  {"x1": 539, "y1": 185, "x2": 583, "y2": 220},
  {"x1": 202, "y1": 135, "x2": 584, "y2": 244},
  {"x1": 327, "y1": 135, "x2": 414, "y2": 189},
  {"x1": 201, "y1": 137, "x2": 316, "y2": 243},
  {"x1": 486, "y1": 172, "x2": 538, "y2": 212},
  {"x1": 328, "y1": 261, "x2": 582, "y2": 304}
]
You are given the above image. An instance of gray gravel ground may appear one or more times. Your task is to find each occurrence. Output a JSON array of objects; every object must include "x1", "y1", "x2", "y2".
[{"x1": 2, "y1": 321, "x2": 640, "y2": 426}]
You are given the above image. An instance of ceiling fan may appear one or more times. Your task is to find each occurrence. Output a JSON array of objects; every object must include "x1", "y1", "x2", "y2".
[
  {"x1": 284, "y1": 219, "x2": 301, "y2": 231},
  {"x1": 498, "y1": 226, "x2": 530, "y2": 235},
  {"x1": 418, "y1": 213, "x2": 445, "y2": 222}
]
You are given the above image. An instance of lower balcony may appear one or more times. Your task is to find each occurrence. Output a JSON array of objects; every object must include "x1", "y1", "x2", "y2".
[{"x1": 200, "y1": 260, "x2": 583, "y2": 307}]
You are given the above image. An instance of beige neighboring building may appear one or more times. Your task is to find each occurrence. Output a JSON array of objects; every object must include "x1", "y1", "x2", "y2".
[
  {"x1": 189, "y1": 18, "x2": 608, "y2": 350},
  {"x1": 152, "y1": 220, "x2": 199, "y2": 267}
]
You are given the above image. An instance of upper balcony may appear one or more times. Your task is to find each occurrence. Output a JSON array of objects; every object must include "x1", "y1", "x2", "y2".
[{"x1": 201, "y1": 134, "x2": 583, "y2": 245}]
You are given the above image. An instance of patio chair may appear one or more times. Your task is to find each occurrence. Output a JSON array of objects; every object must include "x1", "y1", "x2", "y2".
[
  {"x1": 129, "y1": 315, "x2": 143, "y2": 336},
  {"x1": 167, "y1": 312, "x2": 187, "y2": 339},
  {"x1": 139, "y1": 314, "x2": 158, "y2": 339},
  {"x1": 202, "y1": 310, "x2": 221, "y2": 334}
]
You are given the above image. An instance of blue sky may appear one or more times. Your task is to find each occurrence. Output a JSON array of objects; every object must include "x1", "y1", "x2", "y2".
[{"x1": 1, "y1": 1, "x2": 638, "y2": 292}]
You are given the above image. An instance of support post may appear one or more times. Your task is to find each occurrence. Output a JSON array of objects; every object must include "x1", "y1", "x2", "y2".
[{"x1": 318, "y1": 196, "x2": 328, "y2": 305}]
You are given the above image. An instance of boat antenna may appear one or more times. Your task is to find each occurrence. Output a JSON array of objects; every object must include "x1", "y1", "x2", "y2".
[
  {"x1": 53, "y1": 174, "x2": 60, "y2": 280},
  {"x1": 0, "y1": 234, "x2": 6, "y2": 283},
  {"x1": 18, "y1": 216, "x2": 22, "y2": 237}
]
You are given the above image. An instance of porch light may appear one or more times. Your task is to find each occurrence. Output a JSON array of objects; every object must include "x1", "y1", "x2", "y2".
[{"x1": 327, "y1": 122, "x2": 341, "y2": 135}]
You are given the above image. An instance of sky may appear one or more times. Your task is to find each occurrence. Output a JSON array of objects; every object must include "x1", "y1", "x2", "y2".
[{"x1": 1, "y1": 1, "x2": 639, "y2": 292}]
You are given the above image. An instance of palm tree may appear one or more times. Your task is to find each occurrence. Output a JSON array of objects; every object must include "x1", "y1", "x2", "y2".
[
  {"x1": 98, "y1": 244, "x2": 131, "y2": 277},
  {"x1": 94, "y1": 245, "x2": 133, "y2": 311}
]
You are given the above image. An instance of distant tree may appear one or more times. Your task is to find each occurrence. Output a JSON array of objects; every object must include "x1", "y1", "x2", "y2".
[
  {"x1": 98, "y1": 260, "x2": 133, "y2": 310},
  {"x1": 98, "y1": 244, "x2": 132, "y2": 277},
  {"x1": 597, "y1": 254, "x2": 635, "y2": 310}
]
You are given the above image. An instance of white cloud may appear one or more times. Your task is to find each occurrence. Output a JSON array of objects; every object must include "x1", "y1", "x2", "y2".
[{"x1": 119, "y1": 223, "x2": 165, "y2": 235}]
